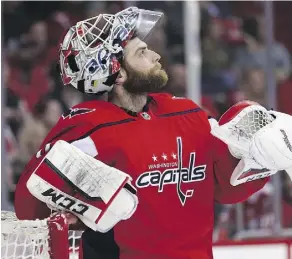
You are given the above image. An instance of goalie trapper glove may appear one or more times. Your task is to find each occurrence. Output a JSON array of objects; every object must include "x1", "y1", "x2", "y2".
[
  {"x1": 26, "y1": 140, "x2": 138, "y2": 232},
  {"x1": 211, "y1": 101, "x2": 292, "y2": 185}
]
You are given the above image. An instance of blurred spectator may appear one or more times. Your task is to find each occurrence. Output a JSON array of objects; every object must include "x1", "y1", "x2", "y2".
[
  {"x1": 4, "y1": 124, "x2": 18, "y2": 161},
  {"x1": 282, "y1": 173, "x2": 292, "y2": 227},
  {"x1": 9, "y1": 20, "x2": 48, "y2": 65},
  {"x1": 4, "y1": 60, "x2": 22, "y2": 136},
  {"x1": 6, "y1": 117, "x2": 47, "y2": 204},
  {"x1": 238, "y1": 68, "x2": 266, "y2": 105},
  {"x1": 199, "y1": 1, "x2": 221, "y2": 18},
  {"x1": 8, "y1": 20, "x2": 51, "y2": 112},
  {"x1": 232, "y1": 67, "x2": 292, "y2": 113},
  {"x1": 167, "y1": 47, "x2": 219, "y2": 118},
  {"x1": 17, "y1": 116, "x2": 47, "y2": 164},
  {"x1": 167, "y1": 47, "x2": 186, "y2": 97},
  {"x1": 277, "y1": 76, "x2": 292, "y2": 115},
  {"x1": 33, "y1": 98, "x2": 63, "y2": 132},
  {"x1": 60, "y1": 88, "x2": 86, "y2": 111},
  {"x1": 42, "y1": 99, "x2": 63, "y2": 130},
  {"x1": 201, "y1": 17, "x2": 236, "y2": 94},
  {"x1": 214, "y1": 182, "x2": 275, "y2": 241},
  {"x1": 3, "y1": 2, "x2": 31, "y2": 55},
  {"x1": 234, "y1": 17, "x2": 291, "y2": 83},
  {"x1": 5, "y1": 97, "x2": 62, "y2": 204},
  {"x1": 202, "y1": 18, "x2": 229, "y2": 74},
  {"x1": 4, "y1": 124, "x2": 20, "y2": 205}
]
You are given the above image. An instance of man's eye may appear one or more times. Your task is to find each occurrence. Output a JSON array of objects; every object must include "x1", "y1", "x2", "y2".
[{"x1": 140, "y1": 48, "x2": 146, "y2": 55}]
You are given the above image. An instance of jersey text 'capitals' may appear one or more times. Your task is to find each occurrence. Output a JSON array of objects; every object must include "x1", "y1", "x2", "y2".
[{"x1": 136, "y1": 137, "x2": 207, "y2": 205}]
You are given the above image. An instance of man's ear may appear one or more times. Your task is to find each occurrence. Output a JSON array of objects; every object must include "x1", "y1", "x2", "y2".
[{"x1": 115, "y1": 68, "x2": 127, "y2": 85}]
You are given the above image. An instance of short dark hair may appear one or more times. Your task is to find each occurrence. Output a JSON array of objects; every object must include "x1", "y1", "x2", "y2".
[{"x1": 242, "y1": 17, "x2": 260, "y2": 42}]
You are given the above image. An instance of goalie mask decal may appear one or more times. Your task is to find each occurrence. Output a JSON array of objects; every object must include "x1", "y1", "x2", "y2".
[{"x1": 62, "y1": 108, "x2": 96, "y2": 119}]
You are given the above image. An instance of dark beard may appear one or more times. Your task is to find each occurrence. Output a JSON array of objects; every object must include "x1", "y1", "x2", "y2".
[{"x1": 123, "y1": 64, "x2": 168, "y2": 94}]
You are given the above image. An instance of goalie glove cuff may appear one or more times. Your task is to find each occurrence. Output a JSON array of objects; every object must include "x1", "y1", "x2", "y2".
[{"x1": 230, "y1": 158, "x2": 276, "y2": 186}]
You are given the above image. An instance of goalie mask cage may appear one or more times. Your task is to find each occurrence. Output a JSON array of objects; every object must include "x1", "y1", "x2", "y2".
[{"x1": 1, "y1": 211, "x2": 82, "y2": 259}]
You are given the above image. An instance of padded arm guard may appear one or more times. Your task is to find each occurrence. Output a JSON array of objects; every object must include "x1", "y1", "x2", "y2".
[{"x1": 26, "y1": 140, "x2": 138, "y2": 233}]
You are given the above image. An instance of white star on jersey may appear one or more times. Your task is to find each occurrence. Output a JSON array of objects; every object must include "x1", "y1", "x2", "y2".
[
  {"x1": 162, "y1": 153, "x2": 168, "y2": 161},
  {"x1": 152, "y1": 155, "x2": 158, "y2": 162},
  {"x1": 171, "y1": 153, "x2": 177, "y2": 159}
]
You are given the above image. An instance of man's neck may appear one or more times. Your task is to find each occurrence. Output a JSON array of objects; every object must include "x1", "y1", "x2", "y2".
[
  {"x1": 110, "y1": 88, "x2": 148, "y2": 113},
  {"x1": 247, "y1": 39, "x2": 263, "y2": 52}
]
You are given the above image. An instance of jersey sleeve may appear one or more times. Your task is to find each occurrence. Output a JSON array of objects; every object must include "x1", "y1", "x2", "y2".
[{"x1": 212, "y1": 130, "x2": 269, "y2": 204}]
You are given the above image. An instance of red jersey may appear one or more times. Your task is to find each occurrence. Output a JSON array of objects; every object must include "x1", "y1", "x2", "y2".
[{"x1": 15, "y1": 93, "x2": 268, "y2": 259}]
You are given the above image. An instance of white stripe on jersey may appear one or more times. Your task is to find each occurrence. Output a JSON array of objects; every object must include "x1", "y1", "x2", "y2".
[{"x1": 71, "y1": 136, "x2": 98, "y2": 157}]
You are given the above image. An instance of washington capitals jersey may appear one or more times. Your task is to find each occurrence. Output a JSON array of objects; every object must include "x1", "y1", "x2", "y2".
[{"x1": 15, "y1": 93, "x2": 268, "y2": 259}]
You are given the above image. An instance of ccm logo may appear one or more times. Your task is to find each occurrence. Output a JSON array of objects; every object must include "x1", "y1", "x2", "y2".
[
  {"x1": 42, "y1": 188, "x2": 89, "y2": 216},
  {"x1": 246, "y1": 172, "x2": 272, "y2": 182}
]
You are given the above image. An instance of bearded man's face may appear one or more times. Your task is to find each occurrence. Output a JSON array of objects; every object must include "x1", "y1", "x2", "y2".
[{"x1": 121, "y1": 37, "x2": 168, "y2": 94}]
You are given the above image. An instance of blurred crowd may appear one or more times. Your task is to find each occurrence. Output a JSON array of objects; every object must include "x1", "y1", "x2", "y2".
[{"x1": 2, "y1": 1, "x2": 292, "y2": 241}]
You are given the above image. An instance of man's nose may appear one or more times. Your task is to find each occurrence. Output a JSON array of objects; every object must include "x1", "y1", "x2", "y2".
[{"x1": 152, "y1": 51, "x2": 161, "y2": 63}]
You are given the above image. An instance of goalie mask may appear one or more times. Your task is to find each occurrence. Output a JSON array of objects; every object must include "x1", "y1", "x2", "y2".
[{"x1": 58, "y1": 7, "x2": 163, "y2": 94}]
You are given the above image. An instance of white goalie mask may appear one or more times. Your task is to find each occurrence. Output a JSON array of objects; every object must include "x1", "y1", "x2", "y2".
[{"x1": 58, "y1": 7, "x2": 163, "y2": 94}]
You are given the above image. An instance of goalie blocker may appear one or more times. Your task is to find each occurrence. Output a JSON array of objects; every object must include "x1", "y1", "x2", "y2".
[{"x1": 26, "y1": 140, "x2": 138, "y2": 232}]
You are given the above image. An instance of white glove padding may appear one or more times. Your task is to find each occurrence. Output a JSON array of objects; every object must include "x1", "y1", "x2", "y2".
[
  {"x1": 250, "y1": 110, "x2": 292, "y2": 171},
  {"x1": 26, "y1": 140, "x2": 138, "y2": 233},
  {"x1": 210, "y1": 101, "x2": 292, "y2": 185}
]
